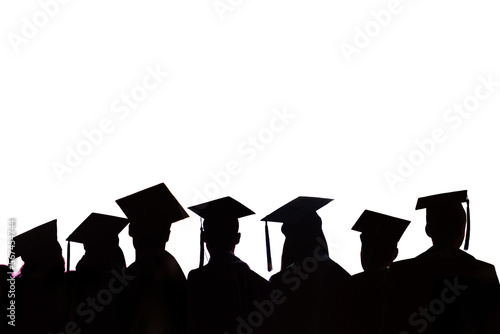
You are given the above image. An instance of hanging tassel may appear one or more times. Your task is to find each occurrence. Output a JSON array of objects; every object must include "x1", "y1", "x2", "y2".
[
  {"x1": 199, "y1": 218, "x2": 204, "y2": 268},
  {"x1": 67, "y1": 241, "x2": 71, "y2": 272},
  {"x1": 464, "y1": 198, "x2": 471, "y2": 250},
  {"x1": 265, "y1": 221, "x2": 272, "y2": 272}
]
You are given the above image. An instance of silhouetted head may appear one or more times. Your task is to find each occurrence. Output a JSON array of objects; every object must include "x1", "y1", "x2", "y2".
[
  {"x1": 67, "y1": 213, "x2": 129, "y2": 272},
  {"x1": 130, "y1": 224, "x2": 171, "y2": 255},
  {"x1": 281, "y1": 213, "x2": 329, "y2": 269},
  {"x1": 202, "y1": 217, "x2": 241, "y2": 253},
  {"x1": 76, "y1": 238, "x2": 126, "y2": 272},
  {"x1": 188, "y1": 196, "x2": 254, "y2": 265},
  {"x1": 116, "y1": 183, "x2": 189, "y2": 258},
  {"x1": 416, "y1": 190, "x2": 469, "y2": 250},
  {"x1": 261, "y1": 196, "x2": 333, "y2": 270},
  {"x1": 18, "y1": 241, "x2": 65, "y2": 277},
  {"x1": 425, "y1": 204, "x2": 466, "y2": 248},
  {"x1": 352, "y1": 210, "x2": 410, "y2": 272},
  {"x1": 359, "y1": 235, "x2": 398, "y2": 272},
  {"x1": 13, "y1": 220, "x2": 65, "y2": 277}
]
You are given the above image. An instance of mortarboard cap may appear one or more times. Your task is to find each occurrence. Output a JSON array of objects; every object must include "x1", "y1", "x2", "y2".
[
  {"x1": 115, "y1": 183, "x2": 189, "y2": 238},
  {"x1": 352, "y1": 210, "x2": 410, "y2": 244},
  {"x1": 188, "y1": 197, "x2": 254, "y2": 268},
  {"x1": 12, "y1": 220, "x2": 59, "y2": 259},
  {"x1": 415, "y1": 190, "x2": 467, "y2": 210},
  {"x1": 188, "y1": 196, "x2": 254, "y2": 220},
  {"x1": 65, "y1": 213, "x2": 129, "y2": 271},
  {"x1": 415, "y1": 190, "x2": 470, "y2": 250},
  {"x1": 261, "y1": 196, "x2": 333, "y2": 272},
  {"x1": 67, "y1": 213, "x2": 129, "y2": 244},
  {"x1": 261, "y1": 197, "x2": 333, "y2": 224}
]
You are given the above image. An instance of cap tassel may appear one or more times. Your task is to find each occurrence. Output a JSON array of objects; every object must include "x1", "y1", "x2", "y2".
[
  {"x1": 199, "y1": 218, "x2": 204, "y2": 268},
  {"x1": 67, "y1": 241, "x2": 71, "y2": 272},
  {"x1": 265, "y1": 221, "x2": 272, "y2": 272},
  {"x1": 464, "y1": 198, "x2": 471, "y2": 250}
]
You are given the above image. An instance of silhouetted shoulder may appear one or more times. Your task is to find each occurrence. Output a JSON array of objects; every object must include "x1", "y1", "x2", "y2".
[
  {"x1": 187, "y1": 254, "x2": 270, "y2": 334},
  {"x1": 128, "y1": 249, "x2": 186, "y2": 280},
  {"x1": 388, "y1": 250, "x2": 500, "y2": 334},
  {"x1": 350, "y1": 267, "x2": 390, "y2": 284},
  {"x1": 474, "y1": 260, "x2": 500, "y2": 282},
  {"x1": 269, "y1": 256, "x2": 350, "y2": 334},
  {"x1": 189, "y1": 256, "x2": 266, "y2": 286},
  {"x1": 340, "y1": 268, "x2": 392, "y2": 334},
  {"x1": 188, "y1": 256, "x2": 269, "y2": 301},
  {"x1": 324, "y1": 257, "x2": 351, "y2": 281},
  {"x1": 269, "y1": 256, "x2": 349, "y2": 286},
  {"x1": 417, "y1": 245, "x2": 473, "y2": 259},
  {"x1": 118, "y1": 250, "x2": 186, "y2": 334}
]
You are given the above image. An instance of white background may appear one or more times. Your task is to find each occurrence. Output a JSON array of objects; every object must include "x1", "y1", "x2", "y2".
[{"x1": 1, "y1": 0, "x2": 499, "y2": 280}]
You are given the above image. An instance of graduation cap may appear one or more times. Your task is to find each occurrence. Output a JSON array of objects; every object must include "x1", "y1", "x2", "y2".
[
  {"x1": 65, "y1": 213, "x2": 129, "y2": 271},
  {"x1": 261, "y1": 196, "x2": 333, "y2": 272},
  {"x1": 415, "y1": 190, "x2": 470, "y2": 250},
  {"x1": 352, "y1": 210, "x2": 410, "y2": 245},
  {"x1": 188, "y1": 197, "x2": 254, "y2": 268},
  {"x1": 12, "y1": 220, "x2": 59, "y2": 260},
  {"x1": 115, "y1": 183, "x2": 189, "y2": 238}
]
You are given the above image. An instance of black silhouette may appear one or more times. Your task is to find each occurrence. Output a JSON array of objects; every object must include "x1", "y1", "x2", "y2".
[
  {"x1": 389, "y1": 190, "x2": 500, "y2": 334},
  {"x1": 186, "y1": 196, "x2": 271, "y2": 334},
  {"x1": 262, "y1": 196, "x2": 351, "y2": 334},
  {"x1": 340, "y1": 210, "x2": 410, "y2": 334},
  {"x1": 10, "y1": 220, "x2": 67, "y2": 333},
  {"x1": 65, "y1": 213, "x2": 129, "y2": 333},
  {"x1": 3, "y1": 186, "x2": 500, "y2": 334},
  {"x1": 115, "y1": 183, "x2": 189, "y2": 334}
]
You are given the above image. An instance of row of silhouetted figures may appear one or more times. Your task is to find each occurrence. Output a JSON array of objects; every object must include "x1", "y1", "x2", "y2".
[{"x1": 1, "y1": 183, "x2": 499, "y2": 334}]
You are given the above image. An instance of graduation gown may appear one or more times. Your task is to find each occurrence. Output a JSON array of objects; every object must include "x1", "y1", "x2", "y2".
[
  {"x1": 269, "y1": 254, "x2": 350, "y2": 334},
  {"x1": 340, "y1": 267, "x2": 393, "y2": 334},
  {"x1": 64, "y1": 268, "x2": 125, "y2": 334},
  {"x1": 388, "y1": 245, "x2": 500, "y2": 334},
  {"x1": 12, "y1": 271, "x2": 67, "y2": 334},
  {"x1": 187, "y1": 252, "x2": 270, "y2": 334},
  {"x1": 119, "y1": 250, "x2": 187, "y2": 334}
]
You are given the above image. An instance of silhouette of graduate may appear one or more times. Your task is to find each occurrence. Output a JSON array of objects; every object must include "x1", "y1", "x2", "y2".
[
  {"x1": 262, "y1": 196, "x2": 351, "y2": 334},
  {"x1": 340, "y1": 210, "x2": 410, "y2": 334},
  {"x1": 11, "y1": 220, "x2": 67, "y2": 334},
  {"x1": 65, "y1": 213, "x2": 129, "y2": 333},
  {"x1": 115, "y1": 183, "x2": 189, "y2": 334},
  {"x1": 186, "y1": 196, "x2": 270, "y2": 334},
  {"x1": 389, "y1": 190, "x2": 500, "y2": 334},
  {"x1": 66, "y1": 213, "x2": 128, "y2": 274}
]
